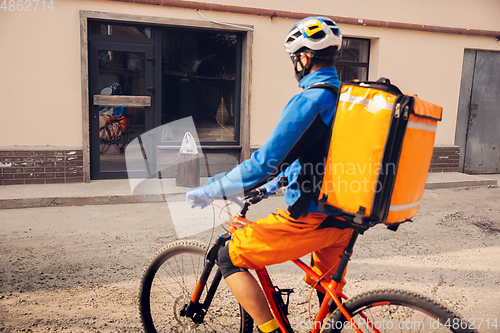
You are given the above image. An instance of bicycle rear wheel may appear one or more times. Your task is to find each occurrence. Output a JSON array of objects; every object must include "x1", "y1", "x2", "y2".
[
  {"x1": 324, "y1": 289, "x2": 478, "y2": 333},
  {"x1": 115, "y1": 131, "x2": 129, "y2": 153},
  {"x1": 139, "y1": 240, "x2": 254, "y2": 333}
]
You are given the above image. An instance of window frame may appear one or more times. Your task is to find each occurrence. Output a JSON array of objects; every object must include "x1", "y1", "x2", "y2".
[
  {"x1": 158, "y1": 27, "x2": 244, "y2": 146},
  {"x1": 80, "y1": 11, "x2": 254, "y2": 181},
  {"x1": 335, "y1": 37, "x2": 371, "y2": 82}
]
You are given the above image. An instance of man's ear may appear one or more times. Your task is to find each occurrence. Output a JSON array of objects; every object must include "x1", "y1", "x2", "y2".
[
  {"x1": 303, "y1": 52, "x2": 315, "y2": 69},
  {"x1": 300, "y1": 53, "x2": 310, "y2": 67}
]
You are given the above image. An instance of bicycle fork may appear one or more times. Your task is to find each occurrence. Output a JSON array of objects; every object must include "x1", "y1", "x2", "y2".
[
  {"x1": 180, "y1": 233, "x2": 231, "y2": 324},
  {"x1": 321, "y1": 226, "x2": 380, "y2": 333}
]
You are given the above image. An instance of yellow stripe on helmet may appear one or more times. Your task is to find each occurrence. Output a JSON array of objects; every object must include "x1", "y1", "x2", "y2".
[{"x1": 298, "y1": 18, "x2": 323, "y2": 37}]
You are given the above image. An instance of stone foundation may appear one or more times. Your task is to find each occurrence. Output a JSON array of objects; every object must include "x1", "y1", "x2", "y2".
[
  {"x1": 0, "y1": 148, "x2": 83, "y2": 185},
  {"x1": 428, "y1": 145, "x2": 460, "y2": 173}
]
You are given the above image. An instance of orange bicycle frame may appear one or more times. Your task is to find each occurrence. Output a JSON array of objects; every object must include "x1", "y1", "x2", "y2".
[
  {"x1": 247, "y1": 210, "x2": 377, "y2": 333},
  {"x1": 184, "y1": 202, "x2": 378, "y2": 333}
]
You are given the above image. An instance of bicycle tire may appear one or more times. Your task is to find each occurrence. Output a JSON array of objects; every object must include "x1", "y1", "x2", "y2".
[
  {"x1": 99, "y1": 128, "x2": 111, "y2": 154},
  {"x1": 113, "y1": 131, "x2": 129, "y2": 153},
  {"x1": 323, "y1": 289, "x2": 478, "y2": 333},
  {"x1": 139, "y1": 240, "x2": 254, "y2": 333}
]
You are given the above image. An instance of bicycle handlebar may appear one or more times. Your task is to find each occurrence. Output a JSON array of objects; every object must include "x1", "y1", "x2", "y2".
[
  {"x1": 188, "y1": 195, "x2": 202, "y2": 204},
  {"x1": 245, "y1": 176, "x2": 288, "y2": 198},
  {"x1": 188, "y1": 176, "x2": 288, "y2": 211}
]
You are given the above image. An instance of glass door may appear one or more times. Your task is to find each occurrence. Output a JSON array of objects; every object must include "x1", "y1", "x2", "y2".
[{"x1": 89, "y1": 40, "x2": 155, "y2": 179}]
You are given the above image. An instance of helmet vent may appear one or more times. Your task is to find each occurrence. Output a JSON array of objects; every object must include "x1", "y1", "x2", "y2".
[
  {"x1": 330, "y1": 27, "x2": 340, "y2": 36},
  {"x1": 286, "y1": 30, "x2": 302, "y2": 44},
  {"x1": 310, "y1": 30, "x2": 326, "y2": 40}
]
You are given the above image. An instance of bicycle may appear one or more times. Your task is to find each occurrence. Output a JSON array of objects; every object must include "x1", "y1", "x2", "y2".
[
  {"x1": 99, "y1": 115, "x2": 129, "y2": 154},
  {"x1": 139, "y1": 186, "x2": 479, "y2": 333}
]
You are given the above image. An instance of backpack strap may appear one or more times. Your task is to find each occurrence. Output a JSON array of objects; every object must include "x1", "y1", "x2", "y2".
[
  {"x1": 287, "y1": 82, "x2": 340, "y2": 219},
  {"x1": 305, "y1": 82, "x2": 339, "y2": 95}
]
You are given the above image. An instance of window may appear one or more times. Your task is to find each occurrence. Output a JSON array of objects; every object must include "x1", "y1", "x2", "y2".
[
  {"x1": 336, "y1": 38, "x2": 370, "y2": 81},
  {"x1": 161, "y1": 28, "x2": 242, "y2": 144},
  {"x1": 85, "y1": 14, "x2": 251, "y2": 180},
  {"x1": 90, "y1": 22, "x2": 152, "y2": 38}
]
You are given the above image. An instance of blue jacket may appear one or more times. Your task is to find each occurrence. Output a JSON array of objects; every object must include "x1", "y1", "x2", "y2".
[
  {"x1": 112, "y1": 106, "x2": 127, "y2": 117},
  {"x1": 202, "y1": 67, "x2": 341, "y2": 216}
]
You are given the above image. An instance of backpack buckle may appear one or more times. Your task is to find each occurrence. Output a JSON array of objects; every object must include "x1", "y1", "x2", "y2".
[
  {"x1": 317, "y1": 194, "x2": 328, "y2": 212},
  {"x1": 353, "y1": 206, "x2": 366, "y2": 225}
]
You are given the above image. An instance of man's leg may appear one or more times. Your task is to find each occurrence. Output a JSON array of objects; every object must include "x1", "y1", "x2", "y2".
[
  {"x1": 225, "y1": 271, "x2": 274, "y2": 325},
  {"x1": 218, "y1": 245, "x2": 279, "y2": 332},
  {"x1": 219, "y1": 209, "x2": 348, "y2": 331},
  {"x1": 119, "y1": 131, "x2": 128, "y2": 151},
  {"x1": 118, "y1": 117, "x2": 129, "y2": 152}
]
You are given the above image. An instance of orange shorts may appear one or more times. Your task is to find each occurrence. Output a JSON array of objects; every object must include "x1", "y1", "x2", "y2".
[
  {"x1": 109, "y1": 116, "x2": 129, "y2": 133},
  {"x1": 228, "y1": 208, "x2": 353, "y2": 292}
]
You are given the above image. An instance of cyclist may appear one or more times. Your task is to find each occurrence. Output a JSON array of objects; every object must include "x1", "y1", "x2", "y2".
[
  {"x1": 187, "y1": 17, "x2": 352, "y2": 333},
  {"x1": 106, "y1": 83, "x2": 129, "y2": 152}
]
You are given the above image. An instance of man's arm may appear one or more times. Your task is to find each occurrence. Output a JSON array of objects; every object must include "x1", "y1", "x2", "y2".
[{"x1": 202, "y1": 94, "x2": 330, "y2": 199}]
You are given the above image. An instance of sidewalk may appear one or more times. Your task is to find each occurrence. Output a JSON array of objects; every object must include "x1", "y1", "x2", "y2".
[{"x1": 0, "y1": 173, "x2": 498, "y2": 210}]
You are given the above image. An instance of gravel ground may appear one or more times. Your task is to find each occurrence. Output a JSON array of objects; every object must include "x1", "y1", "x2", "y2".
[{"x1": 0, "y1": 185, "x2": 499, "y2": 332}]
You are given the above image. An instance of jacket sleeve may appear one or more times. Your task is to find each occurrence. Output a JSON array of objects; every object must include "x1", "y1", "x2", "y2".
[{"x1": 202, "y1": 94, "x2": 327, "y2": 199}]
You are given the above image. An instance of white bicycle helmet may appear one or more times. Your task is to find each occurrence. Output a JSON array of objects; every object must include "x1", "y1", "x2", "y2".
[{"x1": 284, "y1": 17, "x2": 342, "y2": 54}]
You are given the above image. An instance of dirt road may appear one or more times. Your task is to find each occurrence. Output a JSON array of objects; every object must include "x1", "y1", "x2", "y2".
[{"x1": 1, "y1": 186, "x2": 499, "y2": 332}]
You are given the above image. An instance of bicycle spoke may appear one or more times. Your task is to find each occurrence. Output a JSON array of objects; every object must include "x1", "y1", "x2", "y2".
[
  {"x1": 152, "y1": 273, "x2": 180, "y2": 302},
  {"x1": 173, "y1": 255, "x2": 188, "y2": 295},
  {"x1": 417, "y1": 313, "x2": 426, "y2": 333},
  {"x1": 157, "y1": 259, "x2": 188, "y2": 296},
  {"x1": 366, "y1": 307, "x2": 381, "y2": 333},
  {"x1": 203, "y1": 317, "x2": 224, "y2": 332},
  {"x1": 161, "y1": 254, "x2": 194, "y2": 296},
  {"x1": 396, "y1": 305, "x2": 402, "y2": 333}
]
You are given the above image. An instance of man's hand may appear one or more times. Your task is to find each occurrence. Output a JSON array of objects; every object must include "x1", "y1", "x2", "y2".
[
  {"x1": 261, "y1": 179, "x2": 280, "y2": 196},
  {"x1": 186, "y1": 188, "x2": 212, "y2": 208}
]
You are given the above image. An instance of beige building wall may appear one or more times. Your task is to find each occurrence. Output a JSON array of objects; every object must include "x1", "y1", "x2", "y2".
[{"x1": 0, "y1": 0, "x2": 499, "y2": 149}]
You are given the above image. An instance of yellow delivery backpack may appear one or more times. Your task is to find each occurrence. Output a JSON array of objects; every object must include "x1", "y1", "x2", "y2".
[{"x1": 316, "y1": 78, "x2": 442, "y2": 228}]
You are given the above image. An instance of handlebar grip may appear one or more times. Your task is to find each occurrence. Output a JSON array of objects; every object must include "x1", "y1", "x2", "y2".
[
  {"x1": 188, "y1": 195, "x2": 202, "y2": 204},
  {"x1": 246, "y1": 187, "x2": 266, "y2": 197}
]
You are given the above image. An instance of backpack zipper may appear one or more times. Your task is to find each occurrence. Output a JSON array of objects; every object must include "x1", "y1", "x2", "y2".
[
  {"x1": 403, "y1": 105, "x2": 409, "y2": 120},
  {"x1": 394, "y1": 103, "x2": 401, "y2": 118}
]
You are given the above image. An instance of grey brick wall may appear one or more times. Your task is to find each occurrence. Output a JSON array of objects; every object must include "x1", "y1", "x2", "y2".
[
  {"x1": 0, "y1": 149, "x2": 83, "y2": 185},
  {"x1": 428, "y1": 146, "x2": 460, "y2": 173}
]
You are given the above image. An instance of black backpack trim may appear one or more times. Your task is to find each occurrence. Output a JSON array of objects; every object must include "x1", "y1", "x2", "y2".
[
  {"x1": 287, "y1": 82, "x2": 340, "y2": 219},
  {"x1": 305, "y1": 82, "x2": 339, "y2": 95}
]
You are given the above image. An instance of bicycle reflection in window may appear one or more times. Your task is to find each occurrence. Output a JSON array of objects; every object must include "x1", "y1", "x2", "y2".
[{"x1": 98, "y1": 83, "x2": 134, "y2": 154}]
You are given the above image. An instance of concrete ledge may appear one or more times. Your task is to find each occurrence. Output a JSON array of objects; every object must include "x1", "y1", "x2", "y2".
[
  {"x1": 0, "y1": 173, "x2": 498, "y2": 210},
  {"x1": 0, "y1": 196, "x2": 141, "y2": 210},
  {"x1": 0, "y1": 194, "x2": 186, "y2": 210},
  {"x1": 425, "y1": 172, "x2": 498, "y2": 189}
]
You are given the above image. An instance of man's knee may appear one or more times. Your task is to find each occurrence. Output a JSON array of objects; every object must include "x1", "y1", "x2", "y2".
[{"x1": 218, "y1": 245, "x2": 248, "y2": 278}]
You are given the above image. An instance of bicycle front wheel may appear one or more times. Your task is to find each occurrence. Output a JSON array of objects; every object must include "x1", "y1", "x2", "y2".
[
  {"x1": 139, "y1": 240, "x2": 254, "y2": 333},
  {"x1": 99, "y1": 128, "x2": 111, "y2": 154},
  {"x1": 324, "y1": 289, "x2": 478, "y2": 333}
]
